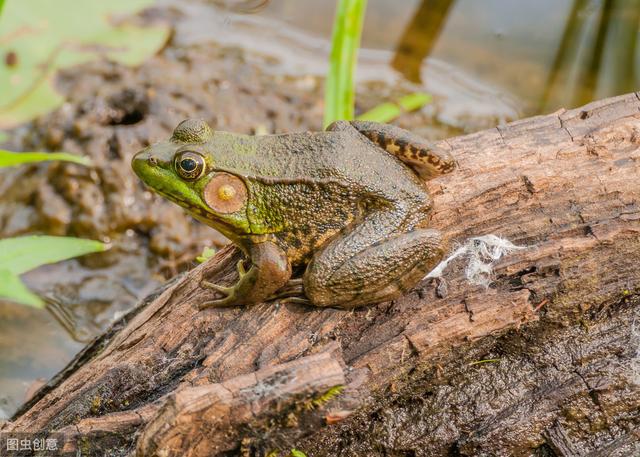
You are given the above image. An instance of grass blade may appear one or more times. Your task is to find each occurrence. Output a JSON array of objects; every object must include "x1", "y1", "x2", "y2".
[
  {"x1": 357, "y1": 92, "x2": 432, "y2": 123},
  {"x1": 0, "y1": 269, "x2": 44, "y2": 308},
  {"x1": 357, "y1": 102, "x2": 401, "y2": 123},
  {"x1": 469, "y1": 358, "x2": 501, "y2": 366},
  {"x1": 0, "y1": 150, "x2": 91, "y2": 167},
  {"x1": 323, "y1": 0, "x2": 368, "y2": 128},
  {"x1": 0, "y1": 235, "x2": 107, "y2": 275}
]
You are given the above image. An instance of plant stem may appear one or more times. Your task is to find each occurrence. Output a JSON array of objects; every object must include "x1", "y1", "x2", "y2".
[{"x1": 323, "y1": 0, "x2": 368, "y2": 128}]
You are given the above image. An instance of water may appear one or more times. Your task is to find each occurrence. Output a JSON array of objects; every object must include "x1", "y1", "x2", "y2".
[{"x1": 198, "y1": 0, "x2": 638, "y2": 128}]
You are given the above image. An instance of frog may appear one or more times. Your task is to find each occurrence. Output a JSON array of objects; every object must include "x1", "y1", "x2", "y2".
[{"x1": 131, "y1": 118, "x2": 455, "y2": 309}]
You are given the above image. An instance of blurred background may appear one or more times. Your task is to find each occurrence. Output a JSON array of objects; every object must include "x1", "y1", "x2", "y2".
[{"x1": 0, "y1": 0, "x2": 638, "y2": 419}]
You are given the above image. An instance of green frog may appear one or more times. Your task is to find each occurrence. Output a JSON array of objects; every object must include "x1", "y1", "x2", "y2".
[{"x1": 132, "y1": 119, "x2": 455, "y2": 309}]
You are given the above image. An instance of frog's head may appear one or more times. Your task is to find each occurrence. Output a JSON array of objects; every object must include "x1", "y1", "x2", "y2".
[{"x1": 131, "y1": 119, "x2": 251, "y2": 240}]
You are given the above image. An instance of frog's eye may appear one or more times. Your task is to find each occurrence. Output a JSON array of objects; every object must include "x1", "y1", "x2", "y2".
[{"x1": 175, "y1": 151, "x2": 205, "y2": 180}]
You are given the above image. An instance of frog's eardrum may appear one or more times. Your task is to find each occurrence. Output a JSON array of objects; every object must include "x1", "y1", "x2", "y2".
[{"x1": 204, "y1": 172, "x2": 248, "y2": 214}]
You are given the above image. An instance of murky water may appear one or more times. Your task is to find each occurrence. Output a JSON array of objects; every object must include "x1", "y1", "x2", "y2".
[
  {"x1": 258, "y1": 0, "x2": 639, "y2": 122},
  {"x1": 272, "y1": 0, "x2": 640, "y2": 112},
  {"x1": 1, "y1": 0, "x2": 638, "y2": 419},
  {"x1": 177, "y1": 0, "x2": 638, "y2": 130}
]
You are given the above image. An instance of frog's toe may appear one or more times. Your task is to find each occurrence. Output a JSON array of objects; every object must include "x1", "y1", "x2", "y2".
[
  {"x1": 198, "y1": 295, "x2": 237, "y2": 309},
  {"x1": 268, "y1": 278, "x2": 304, "y2": 301},
  {"x1": 201, "y1": 280, "x2": 235, "y2": 295},
  {"x1": 235, "y1": 259, "x2": 248, "y2": 277},
  {"x1": 277, "y1": 296, "x2": 310, "y2": 305}
]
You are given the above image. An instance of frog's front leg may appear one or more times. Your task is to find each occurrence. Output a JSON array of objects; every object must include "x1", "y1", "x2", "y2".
[
  {"x1": 327, "y1": 120, "x2": 456, "y2": 180},
  {"x1": 199, "y1": 241, "x2": 291, "y2": 308},
  {"x1": 303, "y1": 208, "x2": 444, "y2": 308}
]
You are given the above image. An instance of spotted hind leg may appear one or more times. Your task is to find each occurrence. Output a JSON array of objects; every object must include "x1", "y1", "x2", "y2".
[{"x1": 327, "y1": 120, "x2": 456, "y2": 180}]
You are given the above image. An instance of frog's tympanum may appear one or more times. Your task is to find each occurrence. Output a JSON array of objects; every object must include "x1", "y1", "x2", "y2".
[{"x1": 132, "y1": 119, "x2": 455, "y2": 309}]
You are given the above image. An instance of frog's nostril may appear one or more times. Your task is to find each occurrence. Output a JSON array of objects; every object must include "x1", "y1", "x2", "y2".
[{"x1": 148, "y1": 157, "x2": 158, "y2": 166}]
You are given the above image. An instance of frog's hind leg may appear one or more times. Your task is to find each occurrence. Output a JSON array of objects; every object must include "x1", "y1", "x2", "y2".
[
  {"x1": 303, "y1": 209, "x2": 444, "y2": 308},
  {"x1": 328, "y1": 120, "x2": 456, "y2": 180}
]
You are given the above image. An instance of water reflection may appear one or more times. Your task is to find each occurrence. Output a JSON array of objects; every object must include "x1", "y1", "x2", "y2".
[
  {"x1": 260, "y1": 0, "x2": 638, "y2": 117},
  {"x1": 541, "y1": 0, "x2": 640, "y2": 111},
  {"x1": 391, "y1": 0, "x2": 638, "y2": 113},
  {"x1": 391, "y1": 0, "x2": 455, "y2": 83}
]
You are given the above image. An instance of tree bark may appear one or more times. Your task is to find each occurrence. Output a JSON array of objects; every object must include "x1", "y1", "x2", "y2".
[{"x1": 3, "y1": 93, "x2": 639, "y2": 457}]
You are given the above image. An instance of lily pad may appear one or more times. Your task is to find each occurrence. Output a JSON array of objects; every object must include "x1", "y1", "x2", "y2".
[{"x1": 0, "y1": 0, "x2": 170, "y2": 128}]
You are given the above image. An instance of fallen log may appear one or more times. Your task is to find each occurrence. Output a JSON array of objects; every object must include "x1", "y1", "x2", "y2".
[{"x1": 3, "y1": 93, "x2": 639, "y2": 456}]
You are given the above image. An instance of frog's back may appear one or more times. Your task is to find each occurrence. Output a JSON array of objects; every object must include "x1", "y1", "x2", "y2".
[{"x1": 220, "y1": 130, "x2": 431, "y2": 203}]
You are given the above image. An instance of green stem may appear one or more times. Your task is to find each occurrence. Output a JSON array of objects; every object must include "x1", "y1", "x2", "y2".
[{"x1": 323, "y1": 0, "x2": 368, "y2": 128}]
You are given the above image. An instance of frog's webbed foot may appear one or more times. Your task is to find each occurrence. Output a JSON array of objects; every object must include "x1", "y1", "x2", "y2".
[
  {"x1": 199, "y1": 259, "x2": 252, "y2": 308},
  {"x1": 198, "y1": 241, "x2": 292, "y2": 310},
  {"x1": 273, "y1": 278, "x2": 304, "y2": 296}
]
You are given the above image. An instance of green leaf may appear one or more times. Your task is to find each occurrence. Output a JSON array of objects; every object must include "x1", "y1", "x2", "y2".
[
  {"x1": 289, "y1": 450, "x2": 308, "y2": 457},
  {"x1": 0, "y1": 0, "x2": 170, "y2": 128},
  {"x1": 357, "y1": 102, "x2": 401, "y2": 123},
  {"x1": 397, "y1": 92, "x2": 432, "y2": 111},
  {"x1": 0, "y1": 150, "x2": 91, "y2": 167},
  {"x1": 0, "y1": 235, "x2": 107, "y2": 275},
  {"x1": 323, "y1": 0, "x2": 368, "y2": 128},
  {"x1": 196, "y1": 246, "x2": 217, "y2": 264},
  {"x1": 357, "y1": 92, "x2": 432, "y2": 123},
  {"x1": 0, "y1": 269, "x2": 44, "y2": 308},
  {"x1": 95, "y1": 24, "x2": 174, "y2": 67}
]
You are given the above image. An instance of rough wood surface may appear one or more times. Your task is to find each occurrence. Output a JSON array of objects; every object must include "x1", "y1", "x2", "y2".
[{"x1": 3, "y1": 93, "x2": 640, "y2": 456}]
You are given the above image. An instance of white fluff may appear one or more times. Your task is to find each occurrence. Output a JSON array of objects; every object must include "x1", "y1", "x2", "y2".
[{"x1": 426, "y1": 234, "x2": 527, "y2": 287}]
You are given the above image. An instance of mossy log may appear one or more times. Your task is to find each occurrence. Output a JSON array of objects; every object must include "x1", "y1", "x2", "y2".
[{"x1": 3, "y1": 93, "x2": 640, "y2": 456}]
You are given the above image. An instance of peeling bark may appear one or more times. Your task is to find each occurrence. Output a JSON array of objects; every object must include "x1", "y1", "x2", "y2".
[{"x1": 3, "y1": 93, "x2": 640, "y2": 456}]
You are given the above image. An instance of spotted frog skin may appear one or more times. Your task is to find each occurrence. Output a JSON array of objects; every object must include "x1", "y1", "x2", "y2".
[{"x1": 132, "y1": 119, "x2": 455, "y2": 308}]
